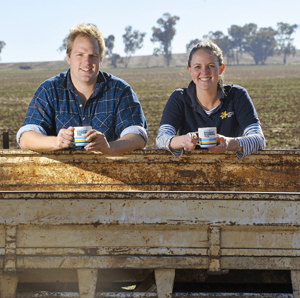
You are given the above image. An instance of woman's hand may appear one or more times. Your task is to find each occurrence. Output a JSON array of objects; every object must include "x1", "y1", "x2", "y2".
[
  {"x1": 208, "y1": 134, "x2": 238, "y2": 154},
  {"x1": 169, "y1": 132, "x2": 199, "y2": 152},
  {"x1": 182, "y1": 132, "x2": 199, "y2": 152}
]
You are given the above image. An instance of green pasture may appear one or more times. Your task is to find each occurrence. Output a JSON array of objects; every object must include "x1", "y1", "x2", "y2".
[{"x1": 0, "y1": 64, "x2": 299, "y2": 150}]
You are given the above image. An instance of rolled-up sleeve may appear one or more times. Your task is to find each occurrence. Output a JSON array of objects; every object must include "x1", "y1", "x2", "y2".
[
  {"x1": 16, "y1": 124, "x2": 47, "y2": 146},
  {"x1": 120, "y1": 125, "x2": 148, "y2": 144}
]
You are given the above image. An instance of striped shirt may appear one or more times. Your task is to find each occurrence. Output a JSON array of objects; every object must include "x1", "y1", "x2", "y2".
[
  {"x1": 156, "y1": 123, "x2": 265, "y2": 158},
  {"x1": 156, "y1": 82, "x2": 265, "y2": 159}
]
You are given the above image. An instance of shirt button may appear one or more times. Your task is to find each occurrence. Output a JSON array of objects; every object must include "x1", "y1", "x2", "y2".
[
  {"x1": 82, "y1": 117, "x2": 86, "y2": 120},
  {"x1": 79, "y1": 104, "x2": 82, "y2": 107}
]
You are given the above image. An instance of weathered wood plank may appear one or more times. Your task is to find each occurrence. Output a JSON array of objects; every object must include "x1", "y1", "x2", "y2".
[
  {"x1": 17, "y1": 269, "x2": 152, "y2": 283},
  {"x1": 1, "y1": 150, "x2": 300, "y2": 296},
  {"x1": 10, "y1": 248, "x2": 300, "y2": 257},
  {"x1": 291, "y1": 271, "x2": 300, "y2": 298},
  {"x1": 14, "y1": 292, "x2": 294, "y2": 298},
  {"x1": 1, "y1": 193, "x2": 300, "y2": 226},
  {"x1": 77, "y1": 269, "x2": 98, "y2": 298},
  {"x1": 4, "y1": 255, "x2": 300, "y2": 270},
  {"x1": 155, "y1": 269, "x2": 175, "y2": 298},
  {"x1": 15, "y1": 248, "x2": 208, "y2": 256},
  {"x1": 14, "y1": 255, "x2": 210, "y2": 269},
  {"x1": 1, "y1": 150, "x2": 300, "y2": 192},
  {"x1": 0, "y1": 273, "x2": 18, "y2": 298},
  {"x1": 16, "y1": 225, "x2": 208, "y2": 248}
]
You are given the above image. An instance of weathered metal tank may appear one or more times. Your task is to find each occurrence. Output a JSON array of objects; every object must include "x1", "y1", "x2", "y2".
[{"x1": 1, "y1": 149, "x2": 300, "y2": 298}]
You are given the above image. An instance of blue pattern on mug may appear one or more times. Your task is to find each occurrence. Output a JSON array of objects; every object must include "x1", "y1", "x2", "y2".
[
  {"x1": 200, "y1": 137, "x2": 217, "y2": 147},
  {"x1": 74, "y1": 126, "x2": 92, "y2": 147}
]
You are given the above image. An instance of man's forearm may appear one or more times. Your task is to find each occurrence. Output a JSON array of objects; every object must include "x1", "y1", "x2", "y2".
[
  {"x1": 19, "y1": 131, "x2": 59, "y2": 151},
  {"x1": 108, "y1": 133, "x2": 146, "y2": 155},
  {"x1": 20, "y1": 131, "x2": 146, "y2": 154}
]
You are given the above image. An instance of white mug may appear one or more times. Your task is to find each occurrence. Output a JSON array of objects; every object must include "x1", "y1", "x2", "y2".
[
  {"x1": 74, "y1": 126, "x2": 92, "y2": 147},
  {"x1": 198, "y1": 127, "x2": 217, "y2": 148}
]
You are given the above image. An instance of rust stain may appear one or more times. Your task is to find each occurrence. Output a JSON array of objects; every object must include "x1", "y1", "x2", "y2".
[{"x1": 1, "y1": 150, "x2": 300, "y2": 192}]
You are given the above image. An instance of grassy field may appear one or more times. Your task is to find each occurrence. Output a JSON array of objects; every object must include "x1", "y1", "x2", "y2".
[{"x1": 0, "y1": 63, "x2": 300, "y2": 150}]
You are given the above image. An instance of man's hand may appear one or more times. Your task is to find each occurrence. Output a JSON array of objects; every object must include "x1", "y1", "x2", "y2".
[
  {"x1": 84, "y1": 130, "x2": 145, "y2": 155},
  {"x1": 55, "y1": 127, "x2": 75, "y2": 149},
  {"x1": 84, "y1": 130, "x2": 111, "y2": 153}
]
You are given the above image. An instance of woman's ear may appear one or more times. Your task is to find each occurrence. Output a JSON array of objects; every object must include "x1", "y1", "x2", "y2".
[
  {"x1": 219, "y1": 64, "x2": 225, "y2": 74},
  {"x1": 187, "y1": 65, "x2": 192, "y2": 74}
]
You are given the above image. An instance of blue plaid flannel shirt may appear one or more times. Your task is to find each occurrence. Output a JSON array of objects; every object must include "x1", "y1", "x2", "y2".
[{"x1": 17, "y1": 70, "x2": 147, "y2": 149}]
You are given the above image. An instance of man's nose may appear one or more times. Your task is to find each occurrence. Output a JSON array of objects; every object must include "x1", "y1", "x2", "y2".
[{"x1": 83, "y1": 55, "x2": 92, "y2": 63}]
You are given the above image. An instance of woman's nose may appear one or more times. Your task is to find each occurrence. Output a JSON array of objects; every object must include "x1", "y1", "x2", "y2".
[{"x1": 202, "y1": 67, "x2": 209, "y2": 74}]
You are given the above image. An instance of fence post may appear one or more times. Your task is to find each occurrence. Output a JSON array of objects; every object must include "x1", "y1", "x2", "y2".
[{"x1": 3, "y1": 132, "x2": 9, "y2": 149}]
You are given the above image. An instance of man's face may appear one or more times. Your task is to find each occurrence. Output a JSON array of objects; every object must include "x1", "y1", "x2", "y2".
[{"x1": 67, "y1": 35, "x2": 101, "y2": 88}]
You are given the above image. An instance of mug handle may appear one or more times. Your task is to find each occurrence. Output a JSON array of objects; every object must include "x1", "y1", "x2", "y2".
[{"x1": 190, "y1": 131, "x2": 200, "y2": 145}]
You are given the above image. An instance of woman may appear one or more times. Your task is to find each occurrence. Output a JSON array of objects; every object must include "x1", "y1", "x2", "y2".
[{"x1": 156, "y1": 41, "x2": 265, "y2": 158}]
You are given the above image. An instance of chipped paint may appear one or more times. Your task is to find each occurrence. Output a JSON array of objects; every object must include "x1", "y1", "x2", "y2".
[{"x1": 1, "y1": 149, "x2": 300, "y2": 296}]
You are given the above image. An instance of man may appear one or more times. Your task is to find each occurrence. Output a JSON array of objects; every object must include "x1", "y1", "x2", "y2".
[{"x1": 17, "y1": 23, "x2": 147, "y2": 155}]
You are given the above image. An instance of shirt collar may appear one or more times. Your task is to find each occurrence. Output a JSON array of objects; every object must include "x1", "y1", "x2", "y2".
[
  {"x1": 186, "y1": 81, "x2": 225, "y2": 114},
  {"x1": 62, "y1": 69, "x2": 108, "y2": 95}
]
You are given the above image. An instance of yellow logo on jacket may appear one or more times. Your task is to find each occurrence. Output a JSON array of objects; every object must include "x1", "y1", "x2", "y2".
[
  {"x1": 220, "y1": 111, "x2": 228, "y2": 119},
  {"x1": 221, "y1": 111, "x2": 234, "y2": 119}
]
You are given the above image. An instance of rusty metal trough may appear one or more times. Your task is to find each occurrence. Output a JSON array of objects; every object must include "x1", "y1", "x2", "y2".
[{"x1": 0, "y1": 149, "x2": 300, "y2": 298}]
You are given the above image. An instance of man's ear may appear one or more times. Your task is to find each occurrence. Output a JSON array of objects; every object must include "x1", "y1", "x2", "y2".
[
  {"x1": 66, "y1": 53, "x2": 71, "y2": 65},
  {"x1": 219, "y1": 64, "x2": 225, "y2": 74}
]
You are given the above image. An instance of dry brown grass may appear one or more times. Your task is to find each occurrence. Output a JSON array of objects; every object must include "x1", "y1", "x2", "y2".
[{"x1": 1, "y1": 59, "x2": 300, "y2": 150}]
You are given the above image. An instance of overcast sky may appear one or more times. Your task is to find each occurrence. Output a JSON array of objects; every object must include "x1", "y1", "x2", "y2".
[{"x1": 1, "y1": 0, "x2": 300, "y2": 63}]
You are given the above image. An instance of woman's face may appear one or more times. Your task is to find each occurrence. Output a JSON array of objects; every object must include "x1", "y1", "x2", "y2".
[{"x1": 187, "y1": 49, "x2": 225, "y2": 92}]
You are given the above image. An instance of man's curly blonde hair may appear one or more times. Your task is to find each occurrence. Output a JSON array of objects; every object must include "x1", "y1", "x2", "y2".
[{"x1": 66, "y1": 23, "x2": 106, "y2": 61}]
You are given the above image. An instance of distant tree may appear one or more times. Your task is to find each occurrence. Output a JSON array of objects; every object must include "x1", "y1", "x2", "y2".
[
  {"x1": 186, "y1": 39, "x2": 201, "y2": 52},
  {"x1": 228, "y1": 24, "x2": 253, "y2": 65},
  {"x1": 203, "y1": 31, "x2": 234, "y2": 62},
  {"x1": 104, "y1": 35, "x2": 115, "y2": 58},
  {"x1": 245, "y1": 27, "x2": 277, "y2": 65},
  {"x1": 151, "y1": 13, "x2": 180, "y2": 66},
  {"x1": 58, "y1": 36, "x2": 67, "y2": 53},
  {"x1": 227, "y1": 23, "x2": 259, "y2": 65},
  {"x1": 276, "y1": 22, "x2": 299, "y2": 64},
  {"x1": 0, "y1": 41, "x2": 6, "y2": 61},
  {"x1": 227, "y1": 25, "x2": 245, "y2": 65},
  {"x1": 104, "y1": 35, "x2": 122, "y2": 68},
  {"x1": 111, "y1": 53, "x2": 121, "y2": 68},
  {"x1": 122, "y1": 26, "x2": 146, "y2": 68}
]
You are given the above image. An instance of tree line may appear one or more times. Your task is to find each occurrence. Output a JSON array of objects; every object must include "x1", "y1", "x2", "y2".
[
  {"x1": 0, "y1": 41, "x2": 5, "y2": 61},
  {"x1": 188, "y1": 22, "x2": 299, "y2": 65},
  {"x1": 99, "y1": 16, "x2": 299, "y2": 67},
  {"x1": 0, "y1": 14, "x2": 298, "y2": 66}
]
